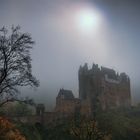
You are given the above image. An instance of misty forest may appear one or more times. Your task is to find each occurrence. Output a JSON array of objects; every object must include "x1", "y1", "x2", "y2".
[{"x1": 0, "y1": 0, "x2": 140, "y2": 140}]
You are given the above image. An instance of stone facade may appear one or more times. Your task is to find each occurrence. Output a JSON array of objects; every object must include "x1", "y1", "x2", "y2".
[
  {"x1": 55, "y1": 89, "x2": 81, "y2": 115},
  {"x1": 79, "y1": 63, "x2": 131, "y2": 115}
]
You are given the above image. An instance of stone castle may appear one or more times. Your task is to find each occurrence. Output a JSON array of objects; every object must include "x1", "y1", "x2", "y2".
[
  {"x1": 9, "y1": 63, "x2": 131, "y2": 124},
  {"x1": 55, "y1": 63, "x2": 131, "y2": 117}
]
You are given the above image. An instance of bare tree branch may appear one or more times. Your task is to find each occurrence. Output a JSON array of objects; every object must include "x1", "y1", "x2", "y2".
[{"x1": 0, "y1": 26, "x2": 39, "y2": 106}]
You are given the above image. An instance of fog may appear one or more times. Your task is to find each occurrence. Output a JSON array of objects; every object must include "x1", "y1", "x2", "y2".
[{"x1": 0, "y1": 0, "x2": 140, "y2": 109}]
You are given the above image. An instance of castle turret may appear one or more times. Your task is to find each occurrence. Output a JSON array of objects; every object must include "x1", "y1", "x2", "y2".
[{"x1": 55, "y1": 89, "x2": 81, "y2": 115}]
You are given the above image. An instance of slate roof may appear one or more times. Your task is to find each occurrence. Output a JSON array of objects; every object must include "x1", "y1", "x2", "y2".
[{"x1": 57, "y1": 89, "x2": 74, "y2": 99}]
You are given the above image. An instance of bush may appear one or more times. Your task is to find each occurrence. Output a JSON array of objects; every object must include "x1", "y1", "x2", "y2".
[{"x1": 0, "y1": 116, "x2": 26, "y2": 140}]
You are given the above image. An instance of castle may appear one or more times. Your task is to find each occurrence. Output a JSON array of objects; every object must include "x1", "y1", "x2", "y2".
[
  {"x1": 8, "y1": 63, "x2": 132, "y2": 124},
  {"x1": 55, "y1": 63, "x2": 131, "y2": 117}
]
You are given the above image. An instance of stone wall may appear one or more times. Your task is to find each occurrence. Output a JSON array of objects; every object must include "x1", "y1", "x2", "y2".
[{"x1": 55, "y1": 98, "x2": 81, "y2": 114}]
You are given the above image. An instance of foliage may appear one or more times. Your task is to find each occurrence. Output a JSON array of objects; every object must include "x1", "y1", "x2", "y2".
[
  {"x1": 44, "y1": 117, "x2": 110, "y2": 140},
  {"x1": 96, "y1": 108, "x2": 140, "y2": 140},
  {"x1": 70, "y1": 118, "x2": 110, "y2": 140},
  {"x1": 0, "y1": 26, "x2": 39, "y2": 107},
  {"x1": 10, "y1": 102, "x2": 33, "y2": 117},
  {"x1": 47, "y1": 124, "x2": 74, "y2": 140},
  {"x1": 0, "y1": 116, "x2": 26, "y2": 140},
  {"x1": 44, "y1": 108, "x2": 140, "y2": 140},
  {"x1": 17, "y1": 123, "x2": 42, "y2": 140},
  {"x1": 13, "y1": 102, "x2": 33, "y2": 116}
]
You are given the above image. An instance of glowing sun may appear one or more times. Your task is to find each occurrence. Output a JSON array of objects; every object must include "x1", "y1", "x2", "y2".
[{"x1": 76, "y1": 8, "x2": 100, "y2": 33}]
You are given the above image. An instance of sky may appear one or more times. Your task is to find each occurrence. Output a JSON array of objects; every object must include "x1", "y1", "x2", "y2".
[{"x1": 0, "y1": 0, "x2": 140, "y2": 109}]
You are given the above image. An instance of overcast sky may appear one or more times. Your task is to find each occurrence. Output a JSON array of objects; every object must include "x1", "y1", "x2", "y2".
[{"x1": 0, "y1": 0, "x2": 140, "y2": 109}]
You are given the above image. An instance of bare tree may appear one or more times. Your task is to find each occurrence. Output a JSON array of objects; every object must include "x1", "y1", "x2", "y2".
[
  {"x1": 70, "y1": 119, "x2": 109, "y2": 140},
  {"x1": 0, "y1": 26, "x2": 39, "y2": 107}
]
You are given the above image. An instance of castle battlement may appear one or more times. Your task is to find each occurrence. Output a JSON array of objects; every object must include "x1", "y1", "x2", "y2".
[{"x1": 79, "y1": 63, "x2": 130, "y2": 84}]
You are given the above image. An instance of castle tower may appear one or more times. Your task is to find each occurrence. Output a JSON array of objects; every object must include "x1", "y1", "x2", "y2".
[
  {"x1": 79, "y1": 63, "x2": 131, "y2": 116},
  {"x1": 79, "y1": 63, "x2": 101, "y2": 117}
]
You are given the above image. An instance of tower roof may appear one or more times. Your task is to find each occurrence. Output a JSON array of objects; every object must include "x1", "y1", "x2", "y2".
[{"x1": 57, "y1": 89, "x2": 74, "y2": 99}]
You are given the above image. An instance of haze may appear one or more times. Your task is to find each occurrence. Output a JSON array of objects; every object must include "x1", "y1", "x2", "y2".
[{"x1": 0, "y1": 0, "x2": 140, "y2": 109}]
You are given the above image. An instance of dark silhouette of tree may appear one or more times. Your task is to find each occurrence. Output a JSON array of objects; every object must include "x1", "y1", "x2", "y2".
[
  {"x1": 0, "y1": 26, "x2": 39, "y2": 107},
  {"x1": 70, "y1": 119, "x2": 110, "y2": 140}
]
